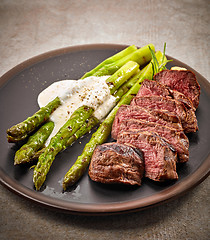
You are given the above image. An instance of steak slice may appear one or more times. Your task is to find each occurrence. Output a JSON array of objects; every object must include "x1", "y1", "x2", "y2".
[
  {"x1": 88, "y1": 143, "x2": 144, "y2": 186},
  {"x1": 154, "y1": 69, "x2": 200, "y2": 109},
  {"x1": 137, "y1": 79, "x2": 171, "y2": 98},
  {"x1": 118, "y1": 119, "x2": 189, "y2": 163},
  {"x1": 131, "y1": 96, "x2": 198, "y2": 133},
  {"x1": 111, "y1": 105, "x2": 183, "y2": 140},
  {"x1": 117, "y1": 130, "x2": 178, "y2": 181},
  {"x1": 137, "y1": 79, "x2": 196, "y2": 111}
]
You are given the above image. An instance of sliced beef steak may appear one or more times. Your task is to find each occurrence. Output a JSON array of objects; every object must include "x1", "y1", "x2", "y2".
[
  {"x1": 118, "y1": 119, "x2": 189, "y2": 162},
  {"x1": 111, "y1": 105, "x2": 183, "y2": 139},
  {"x1": 137, "y1": 79, "x2": 196, "y2": 112},
  {"x1": 137, "y1": 79, "x2": 171, "y2": 98},
  {"x1": 88, "y1": 143, "x2": 144, "y2": 186},
  {"x1": 117, "y1": 130, "x2": 178, "y2": 181},
  {"x1": 130, "y1": 96, "x2": 198, "y2": 133},
  {"x1": 154, "y1": 69, "x2": 200, "y2": 109}
]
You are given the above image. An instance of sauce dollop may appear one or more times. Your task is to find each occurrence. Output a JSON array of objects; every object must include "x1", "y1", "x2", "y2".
[{"x1": 38, "y1": 76, "x2": 117, "y2": 145}]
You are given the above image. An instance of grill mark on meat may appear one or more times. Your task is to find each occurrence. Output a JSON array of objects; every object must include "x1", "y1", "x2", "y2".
[
  {"x1": 111, "y1": 105, "x2": 183, "y2": 140},
  {"x1": 117, "y1": 130, "x2": 178, "y2": 181},
  {"x1": 98, "y1": 143, "x2": 144, "y2": 160},
  {"x1": 118, "y1": 119, "x2": 189, "y2": 163},
  {"x1": 88, "y1": 143, "x2": 144, "y2": 186},
  {"x1": 130, "y1": 95, "x2": 198, "y2": 133},
  {"x1": 154, "y1": 69, "x2": 200, "y2": 109}
]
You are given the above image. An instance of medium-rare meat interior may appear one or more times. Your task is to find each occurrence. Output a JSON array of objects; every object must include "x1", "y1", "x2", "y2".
[
  {"x1": 130, "y1": 95, "x2": 198, "y2": 133},
  {"x1": 136, "y1": 79, "x2": 171, "y2": 98},
  {"x1": 117, "y1": 130, "x2": 178, "y2": 181},
  {"x1": 154, "y1": 69, "x2": 200, "y2": 109},
  {"x1": 136, "y1": 79, "x2": 198, "y2": 133},
  {"x1": 137, "y1": 78, "x2": 196, "y2": 111},
  {"x1": 111, "y1": 105, "x2": 183, "y2": 140}
]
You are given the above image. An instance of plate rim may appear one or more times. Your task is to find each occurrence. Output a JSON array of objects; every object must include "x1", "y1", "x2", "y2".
[{"x1": 0, "y1": 43, "x2": 210, "y2": 215}]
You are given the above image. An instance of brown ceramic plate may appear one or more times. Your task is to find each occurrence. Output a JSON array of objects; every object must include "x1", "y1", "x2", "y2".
[{"x1": 0, "y1": 44, "x2": 210, "y2": 215}]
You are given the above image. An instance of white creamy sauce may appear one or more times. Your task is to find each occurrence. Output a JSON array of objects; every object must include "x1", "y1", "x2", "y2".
[{"x1": 38, "y1": 76, "x2": 117, "y2": 145}]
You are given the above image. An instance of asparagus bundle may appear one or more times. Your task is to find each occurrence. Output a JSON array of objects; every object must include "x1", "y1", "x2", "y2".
[
  {"x1": 6, "y1": 45, "x2": 140, "y2": 144},
  {"x1": 63, "y1": 50, "x2": 167, "y2": 190},
  {"x1": 33, "y1": 60, "x2": 141, "y2": 190},
  {"x1": 33, "y1": 105, "x2": 95, "y2": 190}
]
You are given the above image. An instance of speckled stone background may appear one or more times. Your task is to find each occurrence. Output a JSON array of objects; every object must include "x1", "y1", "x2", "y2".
[{"x1": 0, "y1": 0, "x2": 209, "y2": 239}]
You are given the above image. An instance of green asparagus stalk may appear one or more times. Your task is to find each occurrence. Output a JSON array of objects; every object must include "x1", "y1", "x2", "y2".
[
  {"x1": 113, "y1": 69, "x2": 141, "y2": 100},
  {"x1": 31, "y1": 116, "x2": 99, "y2": 161},
  {"x1": 105, "y1": 61, "x2": 139, "y2": 95},
  {"x1": 62, "y1": 50, "x2": 167, "y2": 190},
  {"x1": 33, "y1": 105, "x2": 94, "y2": 190},
  {"x1": 81, "y1": 45, "x2": 137, "y2": 79},
  {"x1": 90, "y1": 44, "x2": 155, "y2": 77},
  {"x1": 7, "y1": 46, "x2": 143, "y2": 144},
  {"x1": 7, "y1": 97, "x2": 61, "y2": 143},
  {"x1": 14, "y1": 121, "x2": 54, "y2": 165}
]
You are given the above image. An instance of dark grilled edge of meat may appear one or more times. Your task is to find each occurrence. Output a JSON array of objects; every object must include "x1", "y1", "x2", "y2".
[{"x1": 88, "y1": 142, "x2": 145, "y2": 186}]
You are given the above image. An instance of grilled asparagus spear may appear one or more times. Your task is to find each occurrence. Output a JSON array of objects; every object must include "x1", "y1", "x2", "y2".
[
  {"x1": 105, "y1": 60, "x2": 140, "y2": 94},
  {"x1": 7, "y1": 97, "x2": 61, "y2": 143},
  {"x1": 31, "y1": 116, "x2": 99, "y2": 161},
  {"x1": 113, "y1": 69, "x2": 141, "y2": 100},
  {"x1": 14, "y1": 121, "x2": 54, "y2": 165}
]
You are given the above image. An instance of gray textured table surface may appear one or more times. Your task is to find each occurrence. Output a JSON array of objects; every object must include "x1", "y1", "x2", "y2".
[{"x1": 0, "y1": 1, "x2": 209, "y2": 239}]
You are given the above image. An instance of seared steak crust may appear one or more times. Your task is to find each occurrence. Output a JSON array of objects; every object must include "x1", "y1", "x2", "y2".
[
  {"x1": 118, "y1": 119, "x2": 189, "y2": 162},
  {"x1": 130, "y1": 96, "x2": 198, "y2": 133},
  {"x1": 88, "y1": 143, "x2": 144, "y2": 185},
  {"x1": 117, "y1": 130, "x2": 178, "y2": 181},
  {"x1": 154, "y1": 69, "x2": 200, "y2": 109},
  {"x1": 111, "y1": 105, "x2": 183, "y2": 140}
]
